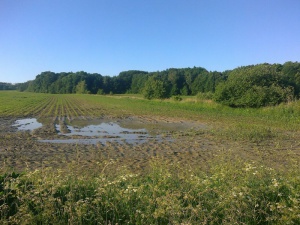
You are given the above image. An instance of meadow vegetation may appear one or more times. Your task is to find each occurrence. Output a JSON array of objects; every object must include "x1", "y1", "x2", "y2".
[
  {"x1": 0, "y1": 91, "x2": 300, "y2": 224},
  {"x1": 1, "y1": 153, "x2": 299, "y2": 224}
]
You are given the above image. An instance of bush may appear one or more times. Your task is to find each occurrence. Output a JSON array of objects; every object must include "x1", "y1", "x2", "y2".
[
  {"x1": 97, "y1": 89, "x2": 104, "y2": 95},
  {"x1": 171, "y1": 95, "x2": 183, "y2": 101},
  {"x1": 143, "y1": 76, "x2": 169, "y2": 100},
  {"x1": 214, "y1": 64, "x2": 295, "y2": 107}
]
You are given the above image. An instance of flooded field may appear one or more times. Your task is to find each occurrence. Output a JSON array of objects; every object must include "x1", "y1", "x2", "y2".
[
  {"x1": 44, "y1": 118, "x2": 177, "y2": 145},
  {"x1": 0, "y1": 115, "x2": 213, "y2": 170},
  {"x1": 1, "y1": 92, "x2": 300, "y2": 172},
  {"x1": 1, "y1": 89, "x2": 300, "y2": 224},
  {"x1": 1, "y1": 114, "x2": 299, "y2": 172},
  {"x1": 9, "y1": 116, "x2": 200, "y2": 145}
]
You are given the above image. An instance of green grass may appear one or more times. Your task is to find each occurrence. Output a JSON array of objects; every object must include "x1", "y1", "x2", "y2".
[
  {"x1": 1, "y1": 91, "x2": 300, "y2": 142},
  {"x1": 1, "y1": 91, "x2": 299, "y2": 124},
  {"x1": 1, "y1": 151, "x2": 299, "y2": 224},
  {"x1": 66, "y1": 93, "x2": 300, "y2": 142}
]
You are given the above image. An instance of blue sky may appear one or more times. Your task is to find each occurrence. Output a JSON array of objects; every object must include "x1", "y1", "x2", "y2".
[{"x1": 1, "y1": 0, "x2": 299, "y2": 83}]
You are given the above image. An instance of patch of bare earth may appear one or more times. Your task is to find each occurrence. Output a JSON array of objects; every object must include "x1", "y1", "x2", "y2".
[{"x1": 0, "y1": 116, "x2": 299, "y2": 172}]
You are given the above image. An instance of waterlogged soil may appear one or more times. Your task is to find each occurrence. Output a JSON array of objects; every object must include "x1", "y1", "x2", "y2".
[
  {"x1": 1, "y1": 116, "x2": 300, "y2": 172},
  {"x1": 11, "y1": 116, "x2": 203, "y2": 144}
]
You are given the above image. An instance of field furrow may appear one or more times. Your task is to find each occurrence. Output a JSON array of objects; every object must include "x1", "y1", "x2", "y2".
[
  {"x1": 32, "y1": 96, "x2": 56, "y2": 117},
  {"x1": 76, "y1": 96, "x2": 103, "y2": 117},
  {"x1": 65, "y1": 96, "x2": 89, "y2": 117},
  {"x1": 62, "y1": 97, "x2": 74, "y2": 120},
  {"x1": 63, "y1": 97, "x2": 79, "y2": 119},
  {"x1": 42, "y1": 96, "x2": 59, "y2": 118},
  {"x1": 0, "y1": 94, "x2": 49, "y2": 117}
]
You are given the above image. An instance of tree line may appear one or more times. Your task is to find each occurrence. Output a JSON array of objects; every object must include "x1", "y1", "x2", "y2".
[
  {"x1": 0, "y1": 82, "x2": 17, "y2": 90},
  {"x1": 4, "y1": 61, "x2": 300, "y2": 107},
  {"x1": 214, "y1": 62, "x2": 300, "y2": 107},
  {"x1": 16, "y1": 67, "x2": 226, "y2": 97}
]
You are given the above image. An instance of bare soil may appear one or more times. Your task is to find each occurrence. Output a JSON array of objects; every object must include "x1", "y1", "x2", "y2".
[{"x1": 1, "y1": 116, "x2": 299, "y2": 172}]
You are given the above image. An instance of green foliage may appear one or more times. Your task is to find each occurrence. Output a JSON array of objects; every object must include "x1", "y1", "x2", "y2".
[
  {"x1": 214, "y1": 64, "x2": 296, "y2": 107},
  {"x1": 196, "y1": 91, "x2": 214, "y2": 101},
  {"x1": 171, "y1": 95, "x2": 183, "y2": 101},
  {"x1": 97, "y1": 89, "x2": 104, "y2": 95},
  {"x1": 12, "y1": 62, "x2": 300, "y2": 108},
  {"x1": 0, "y1": 82, "x2": 17, "y2": 90},
  {"x1": 16, "y1": 67, "x2": 226, "y2": 98},
  {"x1": 166, "y1": 69, "x2": 185, "y2": 95},
  {"x1": 130, "y1": 73, "x2": 149, "y2": 94},
  {"x1": 75, "y1": 80, "x2": 87, "y2": 94},
  {"x1": 0, "y1": 172, "x2": 22, "y2": 219},
  {"x1": 0, "y1": 154, "x2": 299, "y2": 224},
  {"x1": 191, "y1": 70, "x2": 225, "y2": 94},
  {"x1": 143, "y1": 76, "x2": 169, "y2": 100},
  {"x1": 114, "y1": 70, "x2": 148, "y2": 94},
  {"x1": 281, "y1": 61, "x2": 300, "y2": 97}
]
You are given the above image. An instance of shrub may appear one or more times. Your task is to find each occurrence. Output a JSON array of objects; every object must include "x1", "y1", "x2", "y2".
[
  {"x1": 171, "y1": 95, "x2": 183, "y2": 101},
  {"x1": 143, "y1": 76, "x2": 169, "y2": 100},
  {"x1": 214, "y1": 64, "x2": 295, "y2": 107},
  {"x1": 97, "y1": 89, "x2": 104, "y2": 95}
]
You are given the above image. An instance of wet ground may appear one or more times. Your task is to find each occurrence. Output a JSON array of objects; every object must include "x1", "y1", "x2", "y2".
[
  {"x1": 11, "y1": 116, "x2": 202, "y2": 145},
  {"x1": 1, "y1": 116, "x2": 300, "y2": 172},
  {"x1": 13, "y1": 118, "x2": 43, "y2": 131},
  {"x1": 14, "y1": 118, "x2": 158, "y2": 145}
]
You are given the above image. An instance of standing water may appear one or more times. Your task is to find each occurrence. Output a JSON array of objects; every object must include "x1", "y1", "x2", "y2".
[
  {"x1": 39, "y1": 121, "x2": 167, "y2": 145},
  {"x1": 13, "y1": 118, "x2": 43, "y2": 131}
]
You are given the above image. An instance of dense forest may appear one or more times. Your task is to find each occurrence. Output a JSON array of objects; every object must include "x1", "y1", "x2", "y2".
[
  {"x1": 3, "y1": 61, "x2": 300, "y2": 107},
  {"x1": 0, "y1": 82, "x2": 17, "y2": 90},
  {"x1": 16, "y1": 67, "x2": 226, "y2": 97}
]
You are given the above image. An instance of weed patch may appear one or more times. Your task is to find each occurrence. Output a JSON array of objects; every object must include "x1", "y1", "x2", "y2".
[{"x1": 1, "y1": 153, "x2": 299, "y2": 224}]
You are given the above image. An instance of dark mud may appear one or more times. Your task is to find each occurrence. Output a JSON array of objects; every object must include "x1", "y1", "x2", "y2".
[{"x1": 0, "y1": 116, "x2": 300, "y2": 172}]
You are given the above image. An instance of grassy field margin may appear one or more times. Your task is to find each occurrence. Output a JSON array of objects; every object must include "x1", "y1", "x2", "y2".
[{"x1": 1, "y1": 91, "x2": 300, "y2": 224}]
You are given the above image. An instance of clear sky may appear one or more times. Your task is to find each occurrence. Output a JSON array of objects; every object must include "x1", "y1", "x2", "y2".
[{"x1": 1, "y1": 0, "x2": 299, "y2": 83}]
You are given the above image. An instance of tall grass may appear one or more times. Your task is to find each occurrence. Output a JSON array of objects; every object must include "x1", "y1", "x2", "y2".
[{"x1": 1, "y1": 151, "x2": 299, "y2": 225}]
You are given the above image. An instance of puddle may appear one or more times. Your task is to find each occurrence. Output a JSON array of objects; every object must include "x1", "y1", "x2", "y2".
[
  {"x1": 12, "y1": 118, "x2": 43, "y2": 131},
  {"x1": 11, "y1": 117, "x2": 205, "y2": 145},
  {"x1": 44, "y1": 122, "x2": 161, "y2": 145},
  {"x1": 56, "y1": 122, "x2": 148, "y2": 137}
]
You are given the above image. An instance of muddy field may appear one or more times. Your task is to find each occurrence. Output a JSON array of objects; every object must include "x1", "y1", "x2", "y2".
[{"x1": 1, "y1": 115, "x2": 299, "y2": 172}]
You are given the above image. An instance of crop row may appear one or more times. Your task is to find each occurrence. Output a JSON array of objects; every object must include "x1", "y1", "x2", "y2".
[
  {"x1": 0, "y1": 92, "x2": 50, "y2": 117},
  {"x1": 0, "y1": 92, "x2": 105, "y2": 119}
]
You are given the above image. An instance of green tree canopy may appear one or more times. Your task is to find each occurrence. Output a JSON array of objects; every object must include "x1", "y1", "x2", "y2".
[
  {"x1": 214, "y1": 64, "x2": 295, "y2": 107},
  {"x1": 15, "y1": 62, "x2": 300, "y2": 108},
  {"x1": 143, "y1": 76, "x2": 169, "y2": 100},
  {"x1": 76, "y1": 80, "x2": 87, "y2": 94}
]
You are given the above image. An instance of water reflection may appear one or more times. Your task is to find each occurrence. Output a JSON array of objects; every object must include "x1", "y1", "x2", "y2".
[
  {"x1": 45, "y1": 122, "x2": 166, "y2": 145},
  {"x1": 13, "y1": 118, "x2": 42, "y2": 131},
  {"x1": 12, "y1": 118, "x2": 177, "y2": 145},
  {"x1": 56, "y1": 122, "x2": 148, "y2": 137}
]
